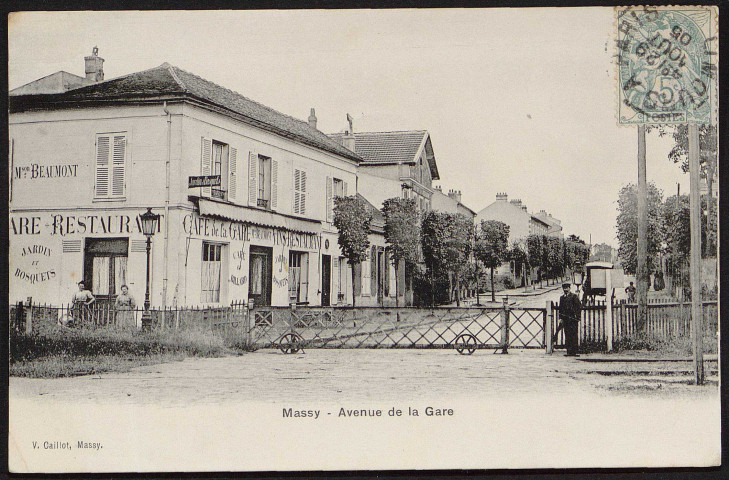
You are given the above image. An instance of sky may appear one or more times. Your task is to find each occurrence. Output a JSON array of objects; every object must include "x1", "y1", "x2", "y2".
[{"x1": 8, "y1": 9, "x2": 690, "y2": 246}]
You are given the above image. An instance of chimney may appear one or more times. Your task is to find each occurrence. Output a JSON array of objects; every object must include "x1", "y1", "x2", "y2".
[
  {"x1": 496, "y1": 192, "x2": 508, "y2": 202},
  {"x1": 448, "y1": 189, "x2": 462, "y2": 203},
  {"x1": 84, "y1": 46, "x2": 104, "y2": 83},
  {"x1": 308, "y1": 108, "x2": 317, "y2": 129},
  {"x1": 434, "y1": 185, "x2": 442, "y2": 192},
  {"x1": 521, "y1": 205, "x2": 528, "y2": 212},
  {"x1": 510, "y1": 198, "x2": 522, "y2": 207},
  {"x1": 342, "y1": 113, "x2": 355, "y2": 152}
]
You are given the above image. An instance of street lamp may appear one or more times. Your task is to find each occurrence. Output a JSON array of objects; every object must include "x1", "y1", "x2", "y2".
[
  {"x1": 572, "y1": 261, "x2": 584, "y2": 293},
  {"x1": 139, "y1": 208, "x2": 160, "y2": 331}
]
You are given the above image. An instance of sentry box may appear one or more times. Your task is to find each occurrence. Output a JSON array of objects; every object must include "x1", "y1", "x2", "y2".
[{"x1": 583, "y1": 261, "x2": 624, "y2": 300}]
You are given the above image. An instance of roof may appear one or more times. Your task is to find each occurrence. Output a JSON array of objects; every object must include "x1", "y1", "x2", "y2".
[
  {"x1": 356, "y1": 193, "x2": 385, "y2": 230},
  {"x1": 9, "y1": 71, "x2": 89, "y2": 96},
  {"x1": 329, "y1": 130, "x2": 439, "y2": 180},
  {"x1": 9, "y1": 63, "x2": 361, "y2": 163}
]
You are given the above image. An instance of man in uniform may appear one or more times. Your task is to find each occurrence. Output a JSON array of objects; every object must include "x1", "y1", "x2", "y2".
[{"x1": 558, "y1": 282, "x2": 582, "y2": 357}]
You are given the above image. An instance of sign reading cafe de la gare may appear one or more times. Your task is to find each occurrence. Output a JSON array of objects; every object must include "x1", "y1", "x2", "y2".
[{"x1": 616, "y1": 6, "x2": 717, "y2": 125}]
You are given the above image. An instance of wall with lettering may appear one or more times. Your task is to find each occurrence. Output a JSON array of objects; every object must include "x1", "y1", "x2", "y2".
[
  {"x1": 180, "y1": 212, "x2": 324, "y2": 306},
  {"x1": 10, "y1": 104, "x2": 170, "y2": 209}
]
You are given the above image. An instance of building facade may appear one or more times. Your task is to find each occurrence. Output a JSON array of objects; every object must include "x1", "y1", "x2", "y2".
[{"x1": 10, "y1": 57, "x2": 366, "y2": 309}]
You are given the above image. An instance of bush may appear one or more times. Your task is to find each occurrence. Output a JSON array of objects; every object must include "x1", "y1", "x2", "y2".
[{"x1": 9, "y1": 325, "x2": 254, "y2": 378}]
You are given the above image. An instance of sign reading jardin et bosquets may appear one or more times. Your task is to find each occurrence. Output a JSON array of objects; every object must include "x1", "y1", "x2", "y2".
[
  {"x1": 188, "y1": 175, "x2": 221, "y2": 188},
  {"x1": 616, "y1": 6, "x2": 717, "y2": 125}
]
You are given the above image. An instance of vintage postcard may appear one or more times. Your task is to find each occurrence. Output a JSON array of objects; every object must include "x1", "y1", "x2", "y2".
[{"x1": 8, "y1": 7, "x2": 720, "y2": 473}]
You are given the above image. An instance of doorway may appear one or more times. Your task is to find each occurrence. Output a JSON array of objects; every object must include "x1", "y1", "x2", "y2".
[
  {"x1": 248, "y1": 246, "x2": 272, "y2": 306},
  {"x1": 84, "y1": 238, "x2": 129, "y2": 307},
  {"x1": 321, "y1": 255, "x2": 331, "y2": 306}
]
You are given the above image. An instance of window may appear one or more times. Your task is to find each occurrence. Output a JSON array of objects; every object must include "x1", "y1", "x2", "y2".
[
  {"x1": 326, "y1": 177, "x2": 347, "y2": 222},
  {"x1": 201, "y1": 138, "x2": 237, "y2": 201},
  {"x1": 211, "y1": 141, "x2": 229, "y2": 200},
  {"x1": 333, "y1": 178, "x2": 344, "y2": 197},
  {"x1": 288, "y1": 251, "x2": 309, "y2": 303},
  {"x1": 361, "y1": 249, "x2": 371, "y2": 296},
  {"x1": 202, "y1": 242, "x2": 223, "y2": 303},
  {"x1": 293, "y1": 168, "x2": 307, "y2": 215},
  {"x1": 95, "y1": 133, "x2": 127, "y2": 199},
  {"x1": 258, "y1": 156, "x2": 271, "y2": 208}
]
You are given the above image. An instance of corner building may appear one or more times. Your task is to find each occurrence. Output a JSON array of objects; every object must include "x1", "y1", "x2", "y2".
[{"x1": 9, "y1": 60, "x2": 361, "y2": 308}]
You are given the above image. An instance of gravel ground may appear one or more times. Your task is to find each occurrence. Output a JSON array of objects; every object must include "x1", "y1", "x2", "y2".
[{"x1": 10, "y1": 349, "x2": 719, "y2": 406}]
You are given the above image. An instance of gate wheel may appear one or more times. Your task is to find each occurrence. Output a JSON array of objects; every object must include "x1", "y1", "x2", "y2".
[
  {"x1": 454, "y1": 334, "x2": 477, "y2": 355},
  {"x1": 279, "y1": 333, "x2": 304, "y2": 354}
]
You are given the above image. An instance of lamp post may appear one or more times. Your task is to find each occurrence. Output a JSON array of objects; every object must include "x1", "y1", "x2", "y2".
[
  {"x1": 572, "y1": 261, "x2": 584, "y2": 295},
  {"x1": 139, "y1": 208, "x2": 160, "y2": 331}
]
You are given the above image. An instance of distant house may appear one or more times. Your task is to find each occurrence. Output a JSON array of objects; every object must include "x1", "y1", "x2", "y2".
[
  {"x1": 330, "y1": 129, "x2": 439, "y2": 214},
  {"x1": 430, "y1": 186, "x2": 476, "y2": 221},
  {"x1": 475, "y1": 192, "x2": 560, "y2": 285},
  {"x1": 475, "y1": 193, "x2": 553, "y2": 243},
  {"x1": 329, "y1": 128, "x2": 442, "y2": 305}
]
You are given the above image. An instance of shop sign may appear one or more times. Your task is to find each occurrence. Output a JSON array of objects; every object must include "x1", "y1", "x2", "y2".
[
  {"x1": 183, "y1": 213, "x2": 321, "y2": 250},
  {"x1": 9, "y1": 213, "x2": 164, "y2": 237}
]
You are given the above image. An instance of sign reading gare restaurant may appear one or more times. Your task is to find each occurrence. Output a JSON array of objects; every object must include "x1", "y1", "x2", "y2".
[{"x1": 9, "y1": 212, "x2": 163, "y2": 237}]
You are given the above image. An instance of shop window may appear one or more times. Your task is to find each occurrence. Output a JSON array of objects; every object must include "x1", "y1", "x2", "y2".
[
  {"x1": 95, "y1": 133, "x2": 127, "y2": 199},
  {"x1": 288, "y1": 251, "x2": 309, "y2": 303},
  {"x1": 202, "y1": 242, "x2": 223, "y2": 303}
]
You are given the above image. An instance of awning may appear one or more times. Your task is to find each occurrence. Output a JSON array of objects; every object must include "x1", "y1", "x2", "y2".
[{"x1": 198, "y1": 199, "x2": 322, "y2": 235}]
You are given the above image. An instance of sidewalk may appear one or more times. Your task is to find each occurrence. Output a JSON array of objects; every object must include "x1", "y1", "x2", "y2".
[{"x1": 450, "y1": 281, "x2": 564, "y2": 307}]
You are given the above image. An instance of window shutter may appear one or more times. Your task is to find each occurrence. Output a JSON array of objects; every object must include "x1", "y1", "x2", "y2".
[
  {"x1": 200, "y1": 137, "x2": 212, "y2": 197},
  {"x1": 293, "y1": 169, "x2": 301, "y2": 214},
  {"x1": 95, "y1": 135, "x2": 110, "y2": 197},
  {"x1": 248, "y1": 151, "x2": 258, "y2": 206},
  {"x1": 370, "y1": 247, "x2": 377, "y2": 296},
  {"x1": 111, "y1": 135, "x2": 126, "y2": 197},
  {"x1": 332, "y1": 256, "x2": 339, "y2": 302},
  {"x1": 228, "y1": 146, "x2": 237, "y2": 201},
  {"x1": 300, "y1": 170, "x2": 307, "y2": 215},
  {"x1": 343, "y1": 181, "x2": 348, "y2": 197},
  {"x1": 271, "y1": 158, "x2": 278, "y2": 210},
  {"x1": 326, "y1": 176, "x2": 333, "y2": 222},
  {"x1": 354, "y1": 262, "x2": 361, "y2": 296}
]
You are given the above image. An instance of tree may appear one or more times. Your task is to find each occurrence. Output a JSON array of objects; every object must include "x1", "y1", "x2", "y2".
[
  {"x1": 475, "y1": 220, "x2": 510, "y2": 302},
  {"x1": 381, "y1": 197, "x2": 419, "y2": 307},
  {"x1": 507, "y1": 241, "x2": 528, "y2": 289},
  {"x1": 526, "y1": 234, "x2": 543, "y2": 287},
  {"x1": 616, "y1": 183, "x2": 663, "y2": 276},
  {"x1": 662, "y1": 193, "x2": 716, "y2": 263},
  {"x1": 332, "y1": 195, "x2": 372, "y2": 307},
  {"x1": 546, "y1": 236, "x2": 564, "y2": 280},
  {"x1": 589, "y1": 243, "x2": 614, "y2": 263},
  {"x1": 421, "y1": 211, "x2": 474, "y2": 306},
  {"x1": 659, "y1": 124, "x2": 717, "y2": 252}
]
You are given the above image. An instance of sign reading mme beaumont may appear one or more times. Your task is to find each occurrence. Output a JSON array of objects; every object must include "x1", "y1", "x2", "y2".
[
  {"x1": 189, "y1": 175, "x2": 221, "y2": 188},
  {"x1": 616, "y1": 6, "x2": 717, "y2": 125}
]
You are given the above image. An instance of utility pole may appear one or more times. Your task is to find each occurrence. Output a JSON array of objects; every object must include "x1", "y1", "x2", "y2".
[
  {"x1": 689, "y1": 124, "x2": 704, "y2": 385},
  {"x1": 636, "y1": 125, "x2": 648, "y2": 329}
]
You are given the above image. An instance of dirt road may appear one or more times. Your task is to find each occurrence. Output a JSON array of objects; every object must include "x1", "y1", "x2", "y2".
[{"x1": 10, "y1": 349, "x2": 718, "y2": 405}]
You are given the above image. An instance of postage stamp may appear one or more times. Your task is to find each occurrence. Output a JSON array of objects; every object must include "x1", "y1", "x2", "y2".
[{"x1": 616, "y1": 5, "x2": 718, "y2": 125}]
